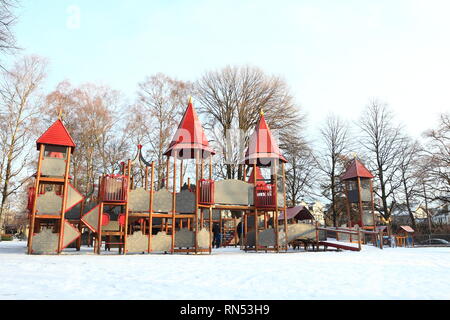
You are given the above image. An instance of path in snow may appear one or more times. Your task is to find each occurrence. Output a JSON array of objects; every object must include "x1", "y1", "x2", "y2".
[{"x1": 0, "y1": 241, "x2": 449, "y2": 300}]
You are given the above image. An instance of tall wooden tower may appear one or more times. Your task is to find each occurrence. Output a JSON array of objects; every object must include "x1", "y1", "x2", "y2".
[
  {"x1": 27, "y1": 119, "x2": 84, "y2": 254},
  {"x1": 341, "y1": 158, "x2": 376, "y2": 230},
  {"x1": 243, "y1": 111, "x2": 289, "y2": 252}
]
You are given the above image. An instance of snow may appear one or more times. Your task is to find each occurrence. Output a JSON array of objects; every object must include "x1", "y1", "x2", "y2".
[{"x1": 1, "y1": 240, "x2": 449, "y2": 300}]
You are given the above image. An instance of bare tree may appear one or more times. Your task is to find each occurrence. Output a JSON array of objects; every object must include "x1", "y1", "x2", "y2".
[
  {"x1": 283, "y1": 132, "x2": 318, "y2": 206},
  {"x1": 0, "y1": 0, "x2": 19, "y2": 68},
  {"x1": 358, "y1": 100, "x2": 405, "y2": 222},
  {"x1": 317, "y1": 114, "x2": 351, "y2": 227},
  {"x1": 196, "y1": 65, "x2": 303, "y2": 180},
  {"x1": 421, "y1": 113, "x2": 450, "y2": 205},
  {"x1": 0, "y1": 55, "x2": 47, "y2": 230},
  {"x1": 44, "y1": 81, "x2": 129, "y2": 196},
  {"x1": 395, "y1": 138, "x2": 421, "y2": 229},
  {"x1": 128, "y1": 73, "x2": 192, "y2": 189}
]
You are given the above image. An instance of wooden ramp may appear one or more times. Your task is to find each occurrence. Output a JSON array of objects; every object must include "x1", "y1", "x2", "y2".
[{"x1": 318, "y1": 241, "x2": 361, "y2": 252}]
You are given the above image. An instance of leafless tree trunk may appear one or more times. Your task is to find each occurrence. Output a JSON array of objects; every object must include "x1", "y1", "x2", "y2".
[
  {"x1": 421, "y1": 113, "x2": 450, "y2": 205},
  {"x1": 358, "y1": 100, "x2": 405, "y2": 222},
  {"x1": 0, "y1": 55, "x2": 47, "y2": 231},
  {"x1": 396, "y1": 138, "x2": 421, "y2": 229},
  {"x1": 196, "y1": 65, "x2": 303, "y2": 180},
  {"x1": 317, "y1": 114, "x2": 350, "y2": 227},
  {"x1": 283, "y1": 132, "x2": 318, "y2": 207},
  {"x1": 0, "y1": 0, "x2": 19, "y2": 69},
  {"x1": 128, "y1": 73, "x2": 192, "y2": 189},
  {"x1": 45, "y1": 81, "x2": 128, "y2": 196}
]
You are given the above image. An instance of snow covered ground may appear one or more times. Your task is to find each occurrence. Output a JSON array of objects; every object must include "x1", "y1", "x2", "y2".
[{"x1": 1, "y1": 240, "x2": 449, "y2": 300}]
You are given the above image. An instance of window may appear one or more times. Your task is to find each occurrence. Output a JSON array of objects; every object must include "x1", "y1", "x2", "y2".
[{"x1": 44, "y1": 145, "x2": 67, "y2": 159}]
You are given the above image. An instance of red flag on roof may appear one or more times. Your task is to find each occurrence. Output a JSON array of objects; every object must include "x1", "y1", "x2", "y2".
[
  {"x1": 164, "y1": 98, "x2": 215, "y2": 158},
  {"x1": 36, "y1": 119, "x2": 76, "y2": 152},
  {"x1": 244, "y1": 112, "x2": 287, "y2": 165},
  {"x1": 341, "y1": 159, "x2": 374, "y2": 180}
]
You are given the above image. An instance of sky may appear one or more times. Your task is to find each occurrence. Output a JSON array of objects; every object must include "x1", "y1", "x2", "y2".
[{"x1": 10, "y1": 0, "x2": 450, "y2": 144}]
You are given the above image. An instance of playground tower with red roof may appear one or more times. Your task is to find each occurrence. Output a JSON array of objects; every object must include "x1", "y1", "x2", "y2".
[
  {"x1": 242, "y1": 110, "x2": 289, "y2": 252},
  {"x1": 27, "y1": 118, "x2": 84, "y2": 254},
  {"x1": 341, "y1": 158, "x2": 376, "y2": 230}
]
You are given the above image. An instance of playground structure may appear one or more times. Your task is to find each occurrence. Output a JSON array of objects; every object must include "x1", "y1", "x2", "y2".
[{"x1": 26, "y1": 98, "x2": 390, "y2": 255}]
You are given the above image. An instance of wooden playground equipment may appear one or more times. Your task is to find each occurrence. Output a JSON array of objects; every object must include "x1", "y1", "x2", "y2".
[{"x1": 26, "y1": 98, "x2": 391, "y2": 255}]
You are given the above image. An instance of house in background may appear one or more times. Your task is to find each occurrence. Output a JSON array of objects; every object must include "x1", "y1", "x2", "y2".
[
  {"x1": 300, "y1": 201, "x2": 325, "y2": 225},
  {"x1": 431, "y1": 205, "x2": 450, "y2": 225}
]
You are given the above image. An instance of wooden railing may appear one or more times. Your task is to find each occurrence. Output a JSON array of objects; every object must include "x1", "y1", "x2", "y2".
[
  {"x1": 99, "y1": 175, "x2": 128, "y2": 202},
  {"x1": 199, "y1": 179, "x2": 215, "y2": 205},
  {"x1": 255, "y1": 183, "x2": 276, "y2": 208}
]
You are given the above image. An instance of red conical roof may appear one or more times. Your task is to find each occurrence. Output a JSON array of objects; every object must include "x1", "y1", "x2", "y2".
[
  {"x1": 36, "y1": 119, "x2": 76, "y2": 152},
  {"x1": 341, "y1": 159, "x2": 374, "y2": 180},
  {"x1": 244, "y1": 113, "x2": 287, "y2": 166},
  {"x1": 164, "y1": 98, "x2": 215, "y2": 158},
  {"x1": 247, "y1": 166, "x2": 266, "y2": 184}
]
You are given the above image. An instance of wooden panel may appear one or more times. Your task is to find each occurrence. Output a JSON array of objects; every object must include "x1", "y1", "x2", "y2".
[
  {"x1": 153, "y1": 189, "x2": 172, "y2": 213},
  {"x1": 175, "y1": 190, "x2": 195, "y2": 213},
  {"x1": 215, "y1": 180, "x2": 254, "y2": 205},
  {"x1": 151, "y1": 231, "x2": 172, "y2": 252},
  {"x1": 41, "y1": 158, "x2": 66, "y2": 177},
  {"x1": 36, "y1": 191, "x2": 62, "y2": 215},
  {"x1": 32, "y1": 228, "x2": 58, "y2": 254},
  {"x1": 81, "y1": 205, "x2": 100, "y2": 232},
  {"x1": 175, "y1": 228, "x2": 195, "y2": 248},
  {"x1": 62, "y1": 220, "x2": 81, "y2": 249},
  {"x1": 129, "y1": 188, "x2": 151, "y2": 212},
  {"x1": 362, "y1": 210, "x2": 374, "y2": 226},
  {"x1": 286, "y1": 223, "x2": 316, "y2": 242},
  {"x1": 66, "y1": 184, "x2": 84, "y2": 211},
  {"x1": 197, "y1": 228, "x2": 211, "y2": 249},
  {"x1": 127, "y1": 231, "x2": 149, "y2": 253}
]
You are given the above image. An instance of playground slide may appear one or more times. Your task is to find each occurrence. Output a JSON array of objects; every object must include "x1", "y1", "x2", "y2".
[{"x1": 318, "y1": 241, "x2": 361, "y2": 252}]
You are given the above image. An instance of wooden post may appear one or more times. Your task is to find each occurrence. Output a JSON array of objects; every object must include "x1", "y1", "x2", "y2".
[
  {"x1": 273, "y1": 161, "x2": 281, "y2": 252},
  {"x1": 123, "y1": 160, "x2": 131, "y2": 255},
  {"x1": 281, "y1": 161, "x2": 288, "y2": 251},
  {"x1": 58, "y1": 146, "x2": 72, "y2": 253},
  {"x1": 356, "y1": 225, "x2": 361, "y2": 251},
  {"x1": 356, "y1": 177, "x2": 364, "y2": 228},
  {"x1": 171, "y1": 154, "x2": 177, "y2": 254},
  {"x1": 166, "y1": 157, "x2": 170, "y2": 190},
  {"x1": 370, "y1": 179, "x2": 376, "y2": 228},
  {"x1": 96, "y1": 202, "x2": 104, "y2": 255},
  {"x1": 28, "y1": 144, "x2": 44, "y2": 254},
  {"x1": 148, "y1": 162, "x2": 155, "y2": 253},
  {"x1": 77, "y1": 200, "x2": 85, "y2": 251},
  {"x1": 194, "y1": 151, "x2": 199, "y2": 254},
  {"x1": 180, "y1": 159, "x2": 183, "y2": 190},
  {"x1": 209, "y1": 156, "x2": 213, "y2": 180},
  {"x1": 209, "y1": 206, "x2": 213, "y2": 254},
  {"x1": 253, "y1": 162, "x2": 258, "y2": 252}
]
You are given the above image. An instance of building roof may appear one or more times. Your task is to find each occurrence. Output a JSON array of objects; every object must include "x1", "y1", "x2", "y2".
[
  {"x1": 400, "y1": 226, "x2": 415, "y2": 233},
  {"x1": 341, "y1": 159, "x2": 374, "y2": 180},
  {"x1": 244, "y1": 112, "x2": 287, "y2": 166},
  {"x1": 278, "y1": 206, "x2": 314, "y2": 221},
  {"x1": 164, "y1": 98, "x2": 215, "y2": 159},
  {"x1": 36, "y1": 119, "x2": 76, "y2": 152}
]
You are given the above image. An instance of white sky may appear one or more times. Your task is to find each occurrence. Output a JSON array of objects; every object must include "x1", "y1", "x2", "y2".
[{"x1": 11, "y1": 0, "x2": 450, "y2": 143}]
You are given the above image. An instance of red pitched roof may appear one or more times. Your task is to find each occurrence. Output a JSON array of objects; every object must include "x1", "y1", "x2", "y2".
[
  {"x1": 164, "y1": 98, "x2": 215, "y2": 158},
  {"x1": 341, "y1": 159, "x2": 374, "y2": 180},
  {"x1": 247, "y1": 166, "x2": 266, "y2": 184},
  {"x1": 244, "y1": 113, "x2": 287, "y2": 165},
  {"x1": 36, "y1": 119, "x2": 76, "y2": 152}
]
